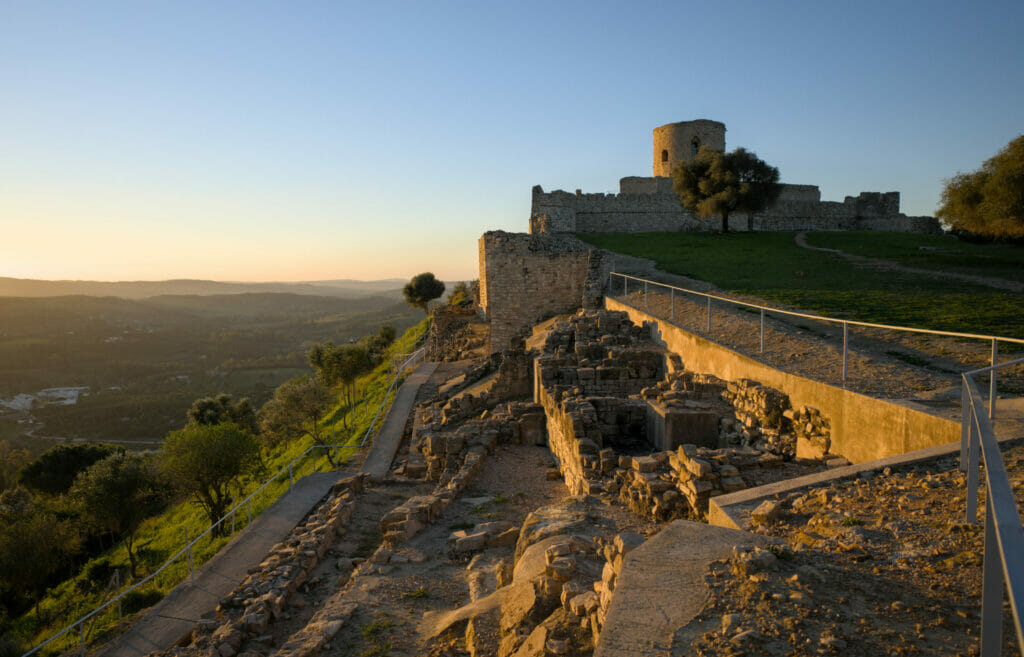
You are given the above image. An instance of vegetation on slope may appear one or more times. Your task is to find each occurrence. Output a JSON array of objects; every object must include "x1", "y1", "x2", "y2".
[
  {"x1": 579, "y1": 231, "x2": 1024, "y2": 339},
  {"x1": 0, "y1": 317, "x2": 429, "y2": 656}
]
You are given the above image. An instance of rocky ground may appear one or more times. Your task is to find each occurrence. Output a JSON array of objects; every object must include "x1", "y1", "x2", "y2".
[{"x1": 685, "y1": 441, "x2": 1024, "y2": 657}]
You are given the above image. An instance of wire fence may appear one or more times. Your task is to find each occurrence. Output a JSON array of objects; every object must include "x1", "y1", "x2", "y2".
[{"x1": 20, "y1": 346, "x2": 427, "y2": 657}]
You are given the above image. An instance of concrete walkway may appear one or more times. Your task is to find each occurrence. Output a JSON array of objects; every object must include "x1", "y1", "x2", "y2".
[
  {"x1": 595, "y1": 521, "x2": 771, "y2": 657},
  {"x1": 362, "y1": 361, "x2": 439, "y2": 477},
  {"x1": 95, "y1": 472, "x2": 342, "y2": 657}
]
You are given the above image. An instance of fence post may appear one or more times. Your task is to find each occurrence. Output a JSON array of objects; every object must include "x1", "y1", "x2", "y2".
[
  {"x1": 262, "y1": 486, "x2": 266, "y2": 511},
  {"x1": 967, "y1": 409, "x2": 979, "y2": 523},
  {"x1": 960, "y1": 384, "x2": 969, "y2": 472},
  {"x1": 760, "y1": 309, "x2": 765, "y2": 353},
  {"x1": 644, "y1": 281, "x2": 648, "y2": 308},
  {"x1": 186, "y1": 527, "x2": 194, "y2": 583},
  {"x1": 706, "y1": 297, "x2": 711, "y2": 333},
  {"x1": 116, "y1": 569, "x2": 122, "y2": 631},
  {"x1": 989, "y1": 339, "x2": 998, "y2": 421},
  {"x1": 670, "y1": 288, "x2": 675, "y2": 320},
  {"x1": 980, "y1": 499, "x2": 1004, "y2": 654},
  {"x1": 231, "y1": 497, "x2": 236, "y2": 535},
  {"x1": 842, "y1": 322, "x2": 848, "y2": 388},
  {"x1": 623, "y1": 277, "x2": 627, "y2": 298},
  {"x1": 247, "y1": 498, "x2": 252, "y2": 527},
  {"x1": 79, "y1": 623, "x2": 84, "y2": 657}
]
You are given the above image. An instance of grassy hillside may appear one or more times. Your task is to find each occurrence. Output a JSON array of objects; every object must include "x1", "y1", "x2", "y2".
[
  {"x1": 580, "y1": 231, "x2": 1024, "y2": 340},
  {"x1": 5, "y1": 317, "x2": 430, "y2": 656}
]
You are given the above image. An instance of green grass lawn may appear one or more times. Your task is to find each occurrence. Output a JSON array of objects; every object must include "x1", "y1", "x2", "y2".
[
  {"x1": 9, "y1": 317, "x2": 430, "y2": 656},
  {"x1": 579, "y1": 231, "x2": 1024, "y2": 339},
  {"x1": 804, "y1": 231, "x2": 1024, "y2": 284}
]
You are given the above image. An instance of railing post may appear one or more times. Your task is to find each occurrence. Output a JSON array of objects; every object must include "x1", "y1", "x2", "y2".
[
  {"x1": 706, "y1": 297, "x2": 711, "y2": 333},
  {"x1": 262, "y1": 486, "x2": 266, "y2": 511},
  {"x1": 79, "y1": 622, "x2": 84, "y2": 657},
  {"x1": 644, "y1": 281, "x2": 648, "y2": 308},
  {"x1": 842, "y1": 322, "x2": 848, "y2": 388},
  {"x1": 980, "y1": 498, "x2": 1004, "y2": 655},
  {"x1": 623, "y1": 277, "x2": 627, "y2": 298},
  {"x1": 960, "y1": 383, "x2": 969, "y2": 472},
  {"x1": 760, "y1": 309, "x2": 765, "y2": 353},
  {"x1": 990, "y1": 339, "x2": 998, "y2": 421},
  {"x1": 247, "y1": 498, "x2": 252, "y2": 527},
  {"x1": 186, "y1": 527, "x2": 194, "y2": 583},
  {"x1": 289, "y1": 464, "x2": 293, "y2": 490},
  {"x1": 670, "y1": 288, "x2": 675, "y2": 320},
  {"x1": 231, "y1": 497, "x2": 236, "y2": 534},
  {"x1": 967, "y1": 407, "x2": 979, "y2": 523},
  {"x1": 116, "y1": 569, "x2": 122, "y2": 631}
]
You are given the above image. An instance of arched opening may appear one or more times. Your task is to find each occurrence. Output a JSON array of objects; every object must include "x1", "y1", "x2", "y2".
[
  {"x1": 691, "y1": 138, "x2": 700, "y2": 158},
  {"x1": 661, "y1": 149, "x2": 668, "y2": 163}
]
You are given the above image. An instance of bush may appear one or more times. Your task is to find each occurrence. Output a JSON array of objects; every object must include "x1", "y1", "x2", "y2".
[{"x1": 0, "y1": 636, "x2": 24, "y2": 657}]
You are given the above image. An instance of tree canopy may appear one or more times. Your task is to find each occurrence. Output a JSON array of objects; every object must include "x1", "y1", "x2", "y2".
[
  {"x1": 258, "y1": 376, "x2": 333, "y2": 456},
  {"x1": 186, "y1": 393, "x2": 258, "y2": 434},
  {"x1": 937, "y1": 135, "x2": 1024, "y2": 239},
  {"x1": 403, "y1": 272, "x2": 445, "y2": 313},
  {"x1": 672, "y1": 147, "x2": 781, "y2": 233},
  {"x1": 19, "y1": 443, "x2": 121, "y2": 496},
  {"x1": 70, "y1": 452, "x2": 167, "y2": 577},
  {"x1": 161, "y1": 422, "x2": 262, "y2": 534}
]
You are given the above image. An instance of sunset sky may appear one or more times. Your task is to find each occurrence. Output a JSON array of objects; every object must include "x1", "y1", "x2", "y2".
[{"x1": 2, "y1": 0, "x2": 1022, "y2": 282}]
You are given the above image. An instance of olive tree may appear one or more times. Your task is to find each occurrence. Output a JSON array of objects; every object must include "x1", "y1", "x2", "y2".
[
  {"x1": 70, "y1": 452, "x2": 167, "y2": 577},
  {"x1": 672, "y1": 146, "x2": 781, "y2": 233},
  {"x1": 403, "y1": 272, "x2": 445, "y2": 313},
  {"x1": 186, "y1": 393, "x2": 258, "y2": 434},
  {"x1": 258, "y1": 376, "x2": 335, "y2": 462},
  {"x1": 161, "y1": 423, "x2": 262, "y2": 535}
]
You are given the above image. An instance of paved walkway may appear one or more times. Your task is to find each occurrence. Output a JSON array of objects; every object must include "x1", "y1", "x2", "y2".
[
  {"x1": 95, "y1": 472, "x2": 342, "y2": 657},
  {"x1": 362, "y1": 361, "x2": 439, "y2": 477}
]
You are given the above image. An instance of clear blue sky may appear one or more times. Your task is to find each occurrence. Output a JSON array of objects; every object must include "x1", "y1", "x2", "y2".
[{"x1": 2, "y1": 0, "x2": 1021, "y2": 282}]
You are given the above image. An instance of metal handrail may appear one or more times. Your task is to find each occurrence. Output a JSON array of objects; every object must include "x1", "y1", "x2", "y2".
[
  {"x1": 610, "y1": 271, "x2": 1024, "y2": 390},
  {"x1": 20, "y1": 345, "x2": 427, "y2": 657},
  {"x1": 960, "y1": 359, "x2": 1024, "y2": 655}
]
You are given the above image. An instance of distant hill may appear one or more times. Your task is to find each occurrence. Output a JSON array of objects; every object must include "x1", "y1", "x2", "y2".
[{"x1": 0, "y1": 277, "x2": 406, "y2": 299}]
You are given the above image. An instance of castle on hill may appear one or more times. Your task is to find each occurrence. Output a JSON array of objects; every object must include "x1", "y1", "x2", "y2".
[{"x1": 529, "y1": 119, "x2": 940, "y2": 235}]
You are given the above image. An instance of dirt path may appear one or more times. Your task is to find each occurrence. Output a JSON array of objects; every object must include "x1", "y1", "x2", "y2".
[{"x1": 794, "y1": 231, "x2": 1024, "y2": 293}]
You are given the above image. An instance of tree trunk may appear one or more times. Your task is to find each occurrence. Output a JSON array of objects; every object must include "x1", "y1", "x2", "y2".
[
  {"x1": 747, "y1": 212, "x2": 754, "y2": 232},
  {"x1": 125, "y1": 534, "x2": 138, "y2": 579},
  {"x1": 721, "y1": 212, "x2": 730, "y2": 233}
]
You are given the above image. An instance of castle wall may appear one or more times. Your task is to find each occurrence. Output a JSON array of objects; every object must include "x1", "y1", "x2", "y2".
[
  {"x1": 529, "y1": 182, "x2": 942, "y2": 235},
  {"x1": 479, "y1": 231, "x2": 600, "y2": 353}
]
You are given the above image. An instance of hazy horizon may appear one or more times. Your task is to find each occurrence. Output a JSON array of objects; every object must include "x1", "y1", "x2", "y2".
[{"x1": 3, "y1": 1, "x2": 1022, "y2": 282}]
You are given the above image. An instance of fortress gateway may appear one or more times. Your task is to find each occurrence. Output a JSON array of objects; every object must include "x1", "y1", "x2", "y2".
[{"x1": 528, "y1": 119, "x2": 941, "y2": 235}]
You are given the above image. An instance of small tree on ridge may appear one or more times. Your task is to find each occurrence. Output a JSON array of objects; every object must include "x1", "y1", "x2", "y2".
[{"x1": 404, "y1": 272, "x2": 445, "y2": 313}]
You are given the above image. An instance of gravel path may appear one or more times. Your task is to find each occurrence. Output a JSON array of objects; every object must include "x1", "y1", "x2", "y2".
[{"x1": 686, "y1": 442, "x2": 1024, "y2": 656}]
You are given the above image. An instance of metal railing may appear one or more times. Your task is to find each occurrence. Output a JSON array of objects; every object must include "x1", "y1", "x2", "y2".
[
  {"x1": 960, "y1": 357, "x2": 1024, "y2": 655},
  {"x1": 21, "y1": 346, "x2": 427, "y2": 657},
  {"x1": 610, "y1": 272, "x2": 1024, "y2": 390}
]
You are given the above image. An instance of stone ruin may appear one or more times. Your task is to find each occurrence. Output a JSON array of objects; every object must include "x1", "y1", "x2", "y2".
[{"x1": 536, "y1": 310, "x2": 845, "y2": 521}]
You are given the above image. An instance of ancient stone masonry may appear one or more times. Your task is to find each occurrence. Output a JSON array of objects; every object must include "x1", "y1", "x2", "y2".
[
  {"x1": 535, "y1": 310, "x2": 843, "y2": 523},
  {"x1": 151, "y1": 474, "x2": 367, "y2": 657},
  {"x1": 479, "y1": 231, "x2": 606, "y2": 354},
  {"x1": 425, "y1": 304, "x2": 487, "y2": 362},
  {"x1": 526, "y1": 118, "x2": 943, "y2": 235}
]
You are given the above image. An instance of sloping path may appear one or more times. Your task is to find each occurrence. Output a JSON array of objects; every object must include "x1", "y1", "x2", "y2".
[
  {"x1": 794, "y1": 231, "x2": 1024, "y2": 293},
  {"x1": 95, "y1": 472, "x2": 342, "y2": 657},
  {"x1": 361, "y1": 361, "x2": 439, "y2": 477}
]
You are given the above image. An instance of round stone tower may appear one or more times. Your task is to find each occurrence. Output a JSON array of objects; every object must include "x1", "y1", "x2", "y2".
[{"x1": 653, "y1": 119, "x2": 726, "y2": 177}]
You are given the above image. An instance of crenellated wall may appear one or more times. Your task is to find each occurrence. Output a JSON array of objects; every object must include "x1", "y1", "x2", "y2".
[{"x1": 528, "y1": 180, "x2": 942, "y2": 235}]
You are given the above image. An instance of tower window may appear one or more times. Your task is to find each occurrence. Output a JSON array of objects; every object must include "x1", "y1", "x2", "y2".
[
  {"x1": 661, "y1": 149, "x2": 668, "y2": 162},
  {"x1": 691, "y1": 138, "x2": 700, "y2": 157}
]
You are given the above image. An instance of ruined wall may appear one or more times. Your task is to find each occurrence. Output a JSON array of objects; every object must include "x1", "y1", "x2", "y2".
[
  {"x1": 529, "y1": 183, "x2": 943, "y2": 235},
  {"x1": 478, "y1": 231, "x2": 603, "y2": 353}
]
